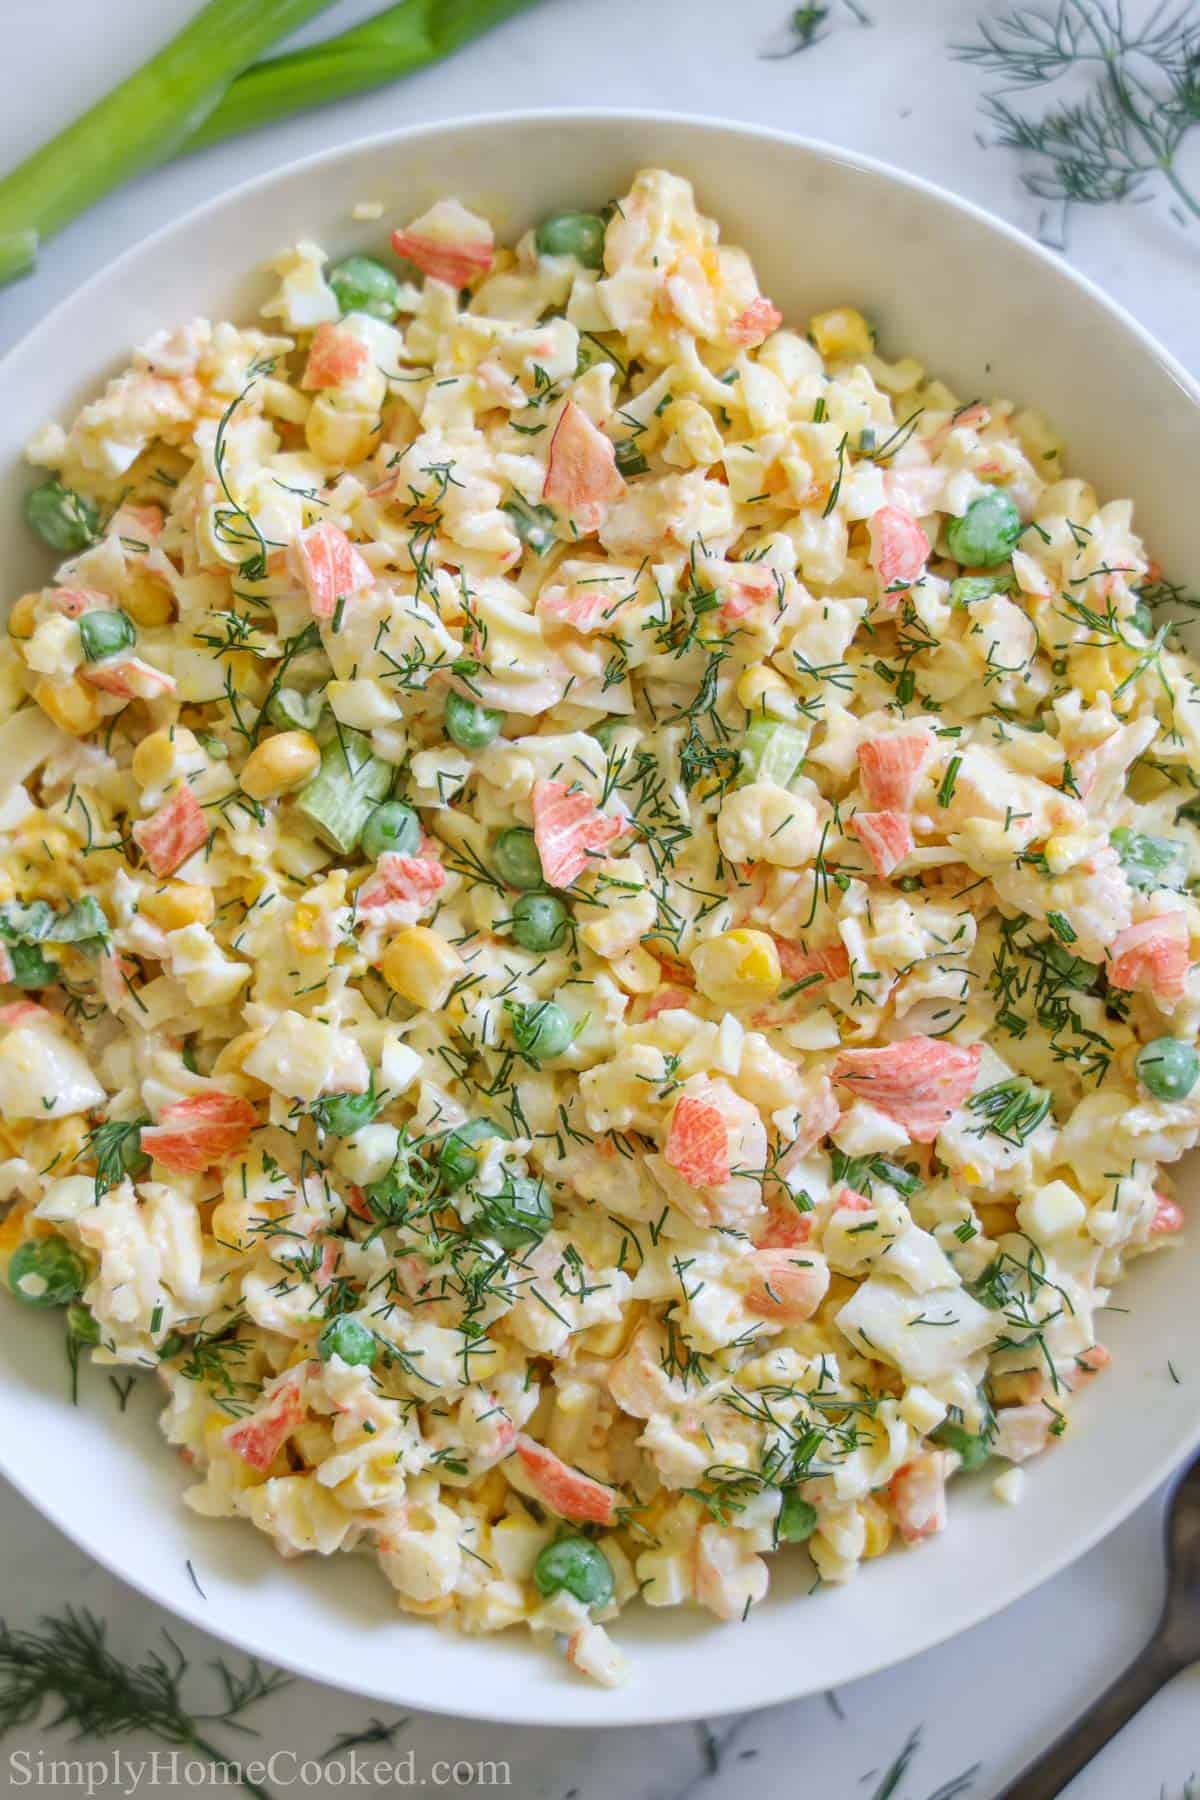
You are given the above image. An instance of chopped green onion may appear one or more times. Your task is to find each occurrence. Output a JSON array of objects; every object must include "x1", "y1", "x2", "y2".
[
  {"x1": 266, "y1": 685, "x2": 324, "y2": 732},
  {"x1": 502, "y1": 492, "x2": 558, "y2": 555},
  {"x1": 740, "y1": 720, "x2": 807, "y2": 789},
  {"x1": 1111, "y1": 826, "x2": 1189, "y2": 893}
]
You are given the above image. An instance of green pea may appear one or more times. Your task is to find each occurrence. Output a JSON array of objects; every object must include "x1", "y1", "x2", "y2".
[
  {"x1": 777, "y1": 1489, "x2": 818, "y2": 1543},
  {"x1": 533, "y1": 1535, "x2": 615, "y2": 1606},
  {"x1": 317, "y1": 1314, "x2": 377, "y2": 1367},
  {"x1": 9, "y1": 1235, "x2": 86, "y2": 1307},
  {"x1": 309, "y1": 1081, "x2": 382, "y2": 1137},
  {"x1": 1111, "y1": 826, "x2": 1188, "y2": 893},
  {"x1": 511, "y1": 894, "x2": 569, "y2": 952},
  {"x1": 66, "y1": 1300, "x2": 99, "y2": 1344},
  {"x1": 267, "y1": 685, "x2": 325, "y2": 732},
  {"x1": 328, "y1": 254, "x2": 401, "y2": 321},
  {"x1": 932, "y1": 1420, "x2": 991, "y2": 1471},
  {"x1": 945, "y1": 489, "x2": 1022, "y2": 568},
  {"x1": 438, "y1": 1118, "x2": 510, "y2": 1191},
  {"x1": 475, "y1": 1174, "x2": 553, "y2": 1250},
  {"x1": 363, "y1": 1154, "x2": 420, "y2": 1224},
  {"x1": 24, "y1": 480, "x2": 100, "y2": 552},
  {"x1": 534, "y1": 212, "x2": 607, "y2": 270},
  {"x1": 509, "y1": 1000, "x2": 572, "y2": 1062},
  {"x1": 445, "y1": 690, "x2": 504, "y2": 751},
  {"x1": 78, "y1": 610, "x2": 136, "y2": 663},
  {"x1": 494, "y1": 827, "x2": 544, "y2": 891},
  {"x1": 10, "y1": 943, "x2": 57, "y2": 989},
  {"x1": 1135, "y1": 1036, "x2": 1200, "y2": 1102},
  {"x1": 361, "y1": 801, "x2": 420, "y2": 861}
]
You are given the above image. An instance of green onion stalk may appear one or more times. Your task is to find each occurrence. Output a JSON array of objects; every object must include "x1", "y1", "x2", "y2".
[
  {"x1": 0, "y1": 0, "x2": 543, "y2": 290},
  {"x1": 0, "y1": 0, "x2": 339, "y2": 285},
  {"x1": 187, "y1": 0, "x2": 542, "y2": 151}
]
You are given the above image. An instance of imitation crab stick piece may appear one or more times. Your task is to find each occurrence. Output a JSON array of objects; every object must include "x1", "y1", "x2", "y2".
[
  {"x1": 225, "y1": 1366, "x2": 307, "y2": 1473},
  {"x1": 833, "y1": 1036, "x2": 982, "y2": 1143},
  {"x1": 664, "y1": 1091, "x2": 731, "y2": 1188},
  {"x1": 132, "y1": 784, "x2": 208, "y2": 877},
  {"x1": 542, "y1": 401, "x2": 626, "y2": 532},
  {"x1": 531, "y1": 778, "x2": 624, "y2": 887},
  {"x1": 49, "y1": 585, "x2": 108, "y2": 616},
  {"x1": 1151, "y1": 1192, "x2": 1184, "y2": 1235},
  {"x1": 536, "y1": 583, "x2": 617, "y2": 632},
  {"x1": 744, "y1": 1248, "x2": 830, "y2": 1324},
  {"x1": 1106, "y1": 913, "x2": 1191, "y2": 1005},
  {"x1": 641, "y1": 983, "x2": 695, "y2": 1021},
  {"x1": 512, "y1": 1434, "x2": 618, "y2": 1525},
  {"x1": 888, "y1": 1452, "x2": 947, "y2": 1544},
  {"x1": 109, "y1": 501, "x2": 165, "y2": 543},
  {"x1": 392, "y1": 202, "x2": 494, "y2": 289},
  {"x1": 355, "y1": 853, "x2": 446, "y2": 912},
  {"x1": 726, "y1": 296, "x2": 783, "y2": 348},
  {"x1": 773, "y1": 938, "x2": 851, "y2": 987},
  {"x1": 82, "y1": 656, "x2": 176, "y2": 700},
  {"x1": 301, "y1": 321, "x2": 369, "y2": 389},
  {"x1": 292, "y1": 520, "x2": 374, "y2": 621},
  {"x1": 141, "y1": 1092, "x2": 258, "y2": 1173},
  {"x1": 857, "y1": 728, "x2": 935, "y2": 811},
  {"x1": 849, "y1": 810, "x2": 913, "y2": 878},
  {"x1": 868, "y1": 505, "x2": 930, "y2": 600}
]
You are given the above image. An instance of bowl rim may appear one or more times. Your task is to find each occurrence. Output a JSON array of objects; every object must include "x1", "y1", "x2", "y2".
[{"x1": 0, "y1": 105, "x2": 1197, "y2": 1727}]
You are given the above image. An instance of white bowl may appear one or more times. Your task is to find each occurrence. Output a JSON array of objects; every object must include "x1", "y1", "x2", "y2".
[{"x1": 0, "y1": 111, "x2": 1197, "y2": 1728}]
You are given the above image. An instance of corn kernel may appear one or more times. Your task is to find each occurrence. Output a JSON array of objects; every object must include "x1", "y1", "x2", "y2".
[
  {"x1": 1068, "y1": 645, "x2": 1124, "y2": 701},
  {"x1": 240, "y1": 730, "x2": 321, "y2": 801},
  {"x1": 1044, "y1": 832, "x2": 1090, "y2": 877},
  {"x1": 7, "y1": 593, "x2": 39, "y2": 640},
  {"x1": 141, "y1": 881, "x2": 215, "y2": 930},
  {"x1": 287, "y1": 903, "x2": 325, "y2": 956},
  {"x1": 808, "y1": 305, "x2": 874, "y2": 360},
  {"x1": 691, "y1": 928, "x2": 781, "y2": 1008},
  {"x1": 735, "y1": 663, "x2": 796, "y2": 717},
  {"x1": 122, "y1": 570, "x2": 174, "y2": 627},
  {"x1": 860, "y1": 1497, "x2": 893, "y2": 1559},
  {"x1": 33, "y1": 675, "x2": 103, "y2": 737},
  {"x1": 132, "y1": 727, "x2": 187, "y2": 789},
  {"x1": 381, "y1": 927, "x2": 464, "y2": 1009}
]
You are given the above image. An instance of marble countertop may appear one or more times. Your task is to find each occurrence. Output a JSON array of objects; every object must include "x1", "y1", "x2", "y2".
[{"x1": 0, "y1": 1, "x2": 1196, "y2": 1793}]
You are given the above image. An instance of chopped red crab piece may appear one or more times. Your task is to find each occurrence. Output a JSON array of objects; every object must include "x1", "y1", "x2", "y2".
[
  {"x1": 82, "y1": 657, "x2": 176, "y2": 700},
  {"x1": 775, "y1": 1078, "x2": 841, "y2": 1176},
  {"x1": 727, "y1": 296, "x2": 783, "y2": 348},
  {"x1": 109, "y1": 502, "x2": 165, "y2": 543},
  {"x1": 536, "y1": 583, "x2": 617, "y2": 633},
  {"x1": 301, "y1": 321, "x2": 369, "y2": 390},
  {"x1": 834, "y1": 1186, "x2": 873, "y2": 1213},
  {"x1": 773, "y1": 938, "x2": 851, "y2": 987},
  {"x1": 868, "y1": 505, "x2": 930, "y2": 601},
  {"x1": 744, "y1": 1248, "x2": 830, "y2": 1323},
  {"x1": 833, "y1": 1036, "x2": 982, "y2": 1143},
  {"x1": 391, "y1": 202, "x2": 494, "y2": 289},
  {"x1": 757, "y1": 1200, "x2": 814, "y2": 1249},
  {"x1": 857, "y1": 728, "x2": 935, "y2": 811},
  {"x1": 141, "y1": 1092, "x2": 258, "y2": 1173},
  {"x1": 512, "y1": 1434, "x2": 618, "y2": 1525},
  {"x1": 292, "y1": 521, "x2": 374, "y2": 621},
  {"x1": 664, "y1": 1093, "x2": 730, "y2": 1189},
  {"x1": 355, "y1": 853, "x2": 446, "y2": 913},
  {"x1": 641, "y1": 983, "x2": 695, "y2": 1021},
  {"x1": 531, "y1": 778, "x2": 624, "y2": 887},
  {"x1": 992, "y1": 1405, "x2": 1053, "y2": 1465},
  {"x1": 1106, "y1": 913, "x2": 1191, "y2": 1005},
  {"x1": 1151, "y1": 1192, "x2": 1184, "y2": 1235},
  {"x1": 226, "y1": 1366, "x2": 307, "y2": 1473},
  {"x1": 542, "y1": 401, "x2": 626, "y2": 533},
  {"x1": 50, "y1": 585, "x2": 108, "y2": 617},
  {"x1": 133, "y1": 785, "x2": 207, "y2": 877},
  {"x1": 888, "y1": 1452, "x2": 947, "y2": 1544},
  {"x1": 850, "y1": 810, "x2": 913, "y2": 878}
]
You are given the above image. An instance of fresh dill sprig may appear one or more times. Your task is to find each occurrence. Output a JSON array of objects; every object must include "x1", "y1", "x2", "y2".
[
  {"x1": 955, "y1": 1, "x2": 1200, "y2": 235},
  {"x1": 0, "y1": 1609, "x2": 289, "y2": 1800}
]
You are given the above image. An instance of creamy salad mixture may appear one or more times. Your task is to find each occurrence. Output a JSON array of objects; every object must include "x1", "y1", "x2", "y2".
[{"x1": 1, "y1": 168, "x2": 1196, "y2": 1685}]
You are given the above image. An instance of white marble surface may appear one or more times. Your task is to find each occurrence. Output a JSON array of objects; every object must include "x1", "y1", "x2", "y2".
[{"x1": 0, "y1": 1, "x2": 1197, "y2": 1793}]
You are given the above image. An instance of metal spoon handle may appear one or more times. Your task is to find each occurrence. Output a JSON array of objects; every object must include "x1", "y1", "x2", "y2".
[{"x1": 1004, "y1": 1635, "x2": 1183, "y2": 1798}]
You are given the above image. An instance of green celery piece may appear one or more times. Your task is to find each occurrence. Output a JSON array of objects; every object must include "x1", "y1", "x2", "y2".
[
  {"x1": 187, "y1": 0, "x2": 543, "y2": 150},
  {"x1": 295, "y1": 728, "x2": 392, "y2": 855},
  {"x1": 741, "y1": 720, "x2": 808, "y2": 789},
  {"x1": 0, "y1": 0, "x2": 338, "y2": 285}
]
